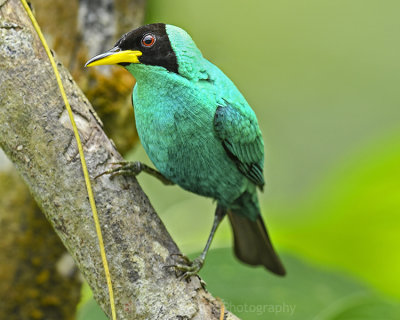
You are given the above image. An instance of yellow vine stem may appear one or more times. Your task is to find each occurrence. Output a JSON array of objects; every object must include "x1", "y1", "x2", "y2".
[
  {"x1": 217, "y1": 298, "x2": 225, "y2": 320},
  {"x1": 19, "y1": 1, "x2": 117, "y2": 319}
]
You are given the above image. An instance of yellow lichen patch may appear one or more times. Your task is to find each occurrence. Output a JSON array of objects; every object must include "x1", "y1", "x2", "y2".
[
  {"x1": 26, "y1": 288, "x2": 40, "y2": 299},
  {"x1": 36, "y1": 270, "x2": 50, "y2": 284},
  {"x1": 30, "y1": 308, "x2": 44, "y2": 319},
  {"x1": 31, "y1": 256, "x2": 42, "y2": 266},
  {"x1": 41, "y1": 295, "x2": 61, "y2": 306}
]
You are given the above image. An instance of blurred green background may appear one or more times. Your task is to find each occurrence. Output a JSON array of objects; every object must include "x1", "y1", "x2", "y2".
[{"x1": 114, "y1": 0, "x2": 400, "y2": 318}]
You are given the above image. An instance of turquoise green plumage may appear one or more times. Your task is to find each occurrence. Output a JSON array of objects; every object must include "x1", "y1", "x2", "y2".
[{"x1": 86, "y1": 23, "x2": 285, "y2": 276}]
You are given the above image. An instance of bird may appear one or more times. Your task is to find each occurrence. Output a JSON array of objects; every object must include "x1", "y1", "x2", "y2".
[{"x1": 85, "y1": 23, "x2": 286, "y2": 277}]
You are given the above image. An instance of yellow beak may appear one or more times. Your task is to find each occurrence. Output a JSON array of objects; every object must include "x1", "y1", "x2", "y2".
[{"x1": 85, "y1": 47, "x2": 142, "y2": 67}]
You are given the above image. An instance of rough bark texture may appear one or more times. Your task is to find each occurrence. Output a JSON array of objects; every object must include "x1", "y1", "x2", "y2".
[
  {"x1": 0, "y1": 1, "x2": 239, "y2": 319},
  {"x1": 0, "y1": 1, "x2": 145, "y2": 318},
  {"x1": 31, "y1": 0, "x2": 146, "y2": 154}
]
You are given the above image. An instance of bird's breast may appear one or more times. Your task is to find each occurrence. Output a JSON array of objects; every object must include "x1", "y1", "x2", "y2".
[
  {"x1": 132, "y1": 77, "x2": 245, "y2": 203},
  {"x1": 133, "y1": 78, "x2": 214, "y2": 168}
]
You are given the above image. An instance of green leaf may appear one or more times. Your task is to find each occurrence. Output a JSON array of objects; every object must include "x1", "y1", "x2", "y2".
[
  {"x1": 200, "y1": 248, "x2": 400, "y2": 320},
  {"x1": 76, "y1": 281, "x2": 107, "y2": 320},
  {"x1": 326, "y1": 299, "x2": 400, "y2": 320},
  {"x1": 273, "y1": 133, "x2": 400, "y2": 299},
  {"x1": 76, "y1": 298, "x2": 107, "y2": 320}
]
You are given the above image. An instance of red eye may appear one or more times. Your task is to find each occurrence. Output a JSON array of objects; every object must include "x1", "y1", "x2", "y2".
[{"x1": 141, "y1": 34, "x2": 156, "y2": 47}]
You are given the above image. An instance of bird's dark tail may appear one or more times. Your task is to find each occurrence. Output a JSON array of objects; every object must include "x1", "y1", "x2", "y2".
[{"x1": 228, "y1": 196, "x2": 286, "y2": 276}]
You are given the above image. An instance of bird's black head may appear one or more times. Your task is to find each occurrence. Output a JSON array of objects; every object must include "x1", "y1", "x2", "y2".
[{"x1": 85, "y1": 23, "x2": 178, "y2": 74}]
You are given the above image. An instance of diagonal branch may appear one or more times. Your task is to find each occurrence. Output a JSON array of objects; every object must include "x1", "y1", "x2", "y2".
[{"x1": 0, "y1": 1, "x2": 240, "y2": 319}]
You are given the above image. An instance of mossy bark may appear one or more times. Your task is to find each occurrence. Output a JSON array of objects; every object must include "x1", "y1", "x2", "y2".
[{"x1": 0, "y1": 1, "x2": 239, "y2": 319}]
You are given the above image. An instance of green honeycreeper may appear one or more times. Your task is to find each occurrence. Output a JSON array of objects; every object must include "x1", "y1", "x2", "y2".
[{"x1": 85, "y1": 23, "x2": 286, "y2": 277}]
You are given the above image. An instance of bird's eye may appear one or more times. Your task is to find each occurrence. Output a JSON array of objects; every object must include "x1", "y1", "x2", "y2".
[{"x1": 141, "y1": 34, "x2": 156, "y2": 47}]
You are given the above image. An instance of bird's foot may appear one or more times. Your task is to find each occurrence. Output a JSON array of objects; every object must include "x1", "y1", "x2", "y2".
[
  {"x1": 175, "y1": 256, "x2": 204, "y2": 279},
  {"x1": 95, "y1": 161, "x2": 141, "y2": 179},
  {"x1": 166, "y1": 254, "x2": 206, "y2": 287},
  {"x1": 95, "y1": 161, "x2": 174, "y2": 185}
]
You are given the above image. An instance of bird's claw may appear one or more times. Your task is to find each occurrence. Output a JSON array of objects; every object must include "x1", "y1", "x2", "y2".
[
  {"x1": 95, "y1": 161, "x2": 141, "y2": 179},
  {"x1": 166, "y1": 255, "x2": 205, "y2": 282}
]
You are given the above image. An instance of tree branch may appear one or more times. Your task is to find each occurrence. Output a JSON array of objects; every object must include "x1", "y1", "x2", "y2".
[{"x1": 0, "y1": 1, "x2": 239, "y2": 319}]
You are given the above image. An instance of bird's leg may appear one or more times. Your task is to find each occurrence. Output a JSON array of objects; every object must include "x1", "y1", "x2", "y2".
[
  {"x1": 171, "y1": 205, "x2": 227, "y2": 279},
  {"x1": 95, "y1": 161, "x2": 174, "y2": 185}
]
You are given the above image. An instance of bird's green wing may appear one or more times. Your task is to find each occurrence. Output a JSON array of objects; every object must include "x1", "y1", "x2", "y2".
[{"x1": 214, "y1": 104, "x2": 265, "y2": 189}]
